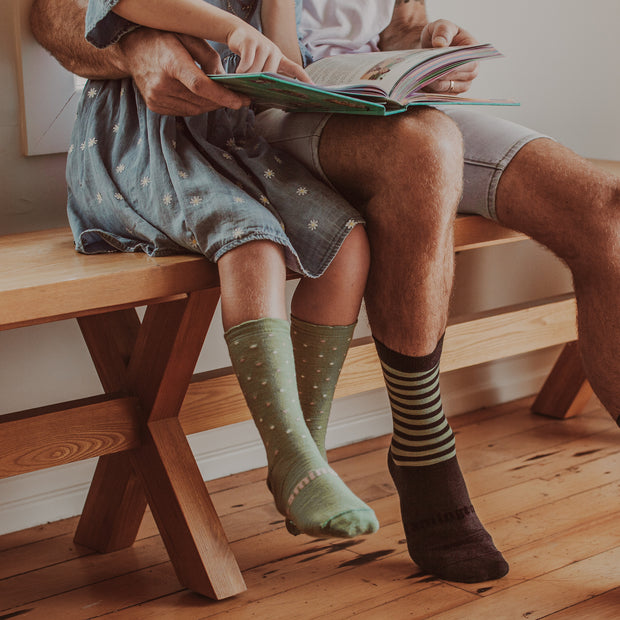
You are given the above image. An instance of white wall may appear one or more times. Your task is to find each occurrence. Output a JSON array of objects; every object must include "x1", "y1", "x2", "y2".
[
  {"x1": 1, "y1": 0, "x2": 618, "y2": 535},
  {"x1": 433, "y1": 0, "x2": 620, "y2": 160}
]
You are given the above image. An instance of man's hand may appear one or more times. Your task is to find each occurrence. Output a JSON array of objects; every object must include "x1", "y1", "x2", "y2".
[
  {"x1": 119, "y1": 30, "x2": 251, "y2": 116},
  {"x1": 420, "y1": 19, "x2": 479, "y2": 95}
]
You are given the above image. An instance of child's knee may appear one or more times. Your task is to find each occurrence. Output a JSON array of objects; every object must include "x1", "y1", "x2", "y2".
[{"x1": 335, "y1": 224, "x2": 370, "y2": 284}]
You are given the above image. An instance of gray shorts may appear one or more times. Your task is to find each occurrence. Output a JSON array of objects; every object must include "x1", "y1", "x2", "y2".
[{"x1": 255, "y1": 108, "x2": 548, "y2": 222}]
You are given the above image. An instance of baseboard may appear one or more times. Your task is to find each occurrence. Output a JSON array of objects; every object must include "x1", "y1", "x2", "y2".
[{"x1": 0, "y1": 347, "x2": 561, "y2": 536}]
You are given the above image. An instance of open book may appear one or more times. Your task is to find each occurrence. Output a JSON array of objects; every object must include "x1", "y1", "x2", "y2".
[{"x1": 210, "y1": 44, "x2": 516, "y2": 115}]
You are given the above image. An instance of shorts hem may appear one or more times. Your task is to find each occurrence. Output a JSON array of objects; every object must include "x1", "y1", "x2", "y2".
[{"x1": 478, "y1": 134, "x2": 552, "y2": 221}]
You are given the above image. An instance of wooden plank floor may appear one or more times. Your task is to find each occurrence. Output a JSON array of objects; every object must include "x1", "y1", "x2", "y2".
[{"x1": 2, "y1": 396, "x2": 620, "y2": 619}]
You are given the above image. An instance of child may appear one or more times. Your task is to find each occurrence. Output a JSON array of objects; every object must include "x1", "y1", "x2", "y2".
[{"x1": 67, "y1": 0, "x2": 378, "y2": 539}]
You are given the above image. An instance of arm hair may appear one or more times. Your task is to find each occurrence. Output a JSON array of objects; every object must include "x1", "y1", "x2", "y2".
[{"x1": 30, "y1": 0, "x2": 128, "y2": 78}]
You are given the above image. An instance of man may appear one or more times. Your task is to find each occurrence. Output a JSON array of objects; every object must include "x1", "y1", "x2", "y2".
[{"x1": 30, "y1": 0, "x2": 620, "y2": 584}]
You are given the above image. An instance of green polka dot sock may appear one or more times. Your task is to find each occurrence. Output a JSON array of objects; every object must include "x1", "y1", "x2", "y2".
[
  {"x1": 225, "y1": 318, "x2": 379, "y2": 539},
  {"x1": 291, "y1": 315, "x2": 356, "y2": 459},
  {"x1": 376, "y1": 336, "x2": 509, "y2": 583}
]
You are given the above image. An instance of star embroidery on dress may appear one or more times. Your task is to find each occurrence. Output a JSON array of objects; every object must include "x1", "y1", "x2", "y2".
[
  {"x1": 171, "y1": 139, "x2": 177, "y2": 149},
  {"x1": 178, "y1": 170, "x2": 189, "y2": 179},
  {"x1": 68, "y1": 144, "x2": 74, "y2": 154},
  {"x1": 308, "y1": 219, "x2": 319, "y2": 231},
  {"x1": 96, "y1": 192, "x2": 103, "y2": 204},
  {"x1": 233, "y1": 228, "x2": 244, "y2": 239},
  {"x1": 189, "y1": 195, "x2": 203, "y2": 205},
  {"x1": 137, "y1": 138, "x2": 143, "y2": 145},
  {"x1": 259, "y1": 194, "x2": 270, "y2": 205},
  {"x1": 80, "y1": 141, "x2": 87, "y2": 151},
  {"x1": 88, "y1": 138, "x2": 98, "y2": 148},
  {"x1": 222, "y1": 152, "x2": 233, "y2": 160},
  {"x1": 140, "y1": 176, "x2": 151, "y2": 187},
  {"x1": 115, "y1": 163, "x2": 126, "y2": 173},
  {"x1": 345, "y1": 219, "x2": 357, "y2": 229},
  {"x1": 263, "y1": 169, "x2": 275, "y2": 179},
  {"x1": 162, "y1": 193, "x2": 173, "y2": 206},
  {"x1": 274, "y1": 155, "x2": 283, "y2": 164},
  {"x1": 233, "y1": 196, "x2": 245, "y2": 204},
  {"x1": 226, "y1": 138, "x2": 236, "y2": 149},
  {"x1": 296, "y1": 187, "x2": 308, "y2": 196},
  {"x1": 87, "y1": 87, "x2": 98, "y2": 98},
  {"x1": 189, "y1": 235, "x2": 199, "y2": 248},
  {"x1": 120, "y1": 87, "x2": 125, "y2": 96},
  {"x1": 114, "y1": 192, "x2": 124, "y2": 201},
  {"x1": 112, "y1": 124, "x2": 120, "y2": 133}
]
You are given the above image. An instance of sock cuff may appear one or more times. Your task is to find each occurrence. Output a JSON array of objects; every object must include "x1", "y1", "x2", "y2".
[
  {"x1": 290, "y1": 315, "x2": 356, "y2": 339},
  {"x1": 374, "y1": 334, "x2": 445, "y2": 373},
  {"x1": 224, "y1": 317, "x2": 290, "y2": 344}
]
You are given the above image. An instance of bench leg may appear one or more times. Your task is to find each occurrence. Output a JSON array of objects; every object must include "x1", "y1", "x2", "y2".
[
  {"x1": 74, "y1": 452, "x2": 148, "y2": 552},
  {"x1": 531, "y1": 341, "x2": 594, "y2": 419},
  {"x1": 76, "y1": 293, "x2": 246, "y2": 599},
  {"x1": 74, "y1": 310, "x2": 147, "y2": 552},
  {"x1": 124, "y1": 290, "x2": 246, "y2": 599},
  {"x1": 132, "y1": 417, "x2": 246, "y2": 599}
]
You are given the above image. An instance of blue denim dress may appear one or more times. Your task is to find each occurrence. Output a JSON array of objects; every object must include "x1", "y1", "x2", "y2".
[{"x1": 66, "y1": 0, "x2": 362, "y2": 277}]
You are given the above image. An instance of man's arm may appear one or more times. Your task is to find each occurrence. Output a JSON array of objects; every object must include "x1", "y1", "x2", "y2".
[
  {"x1": 379, "y1": 0, "x2": 428, "y2": 51},
  {"x1": 30, "y1": 0, "x2": 128, "y2": 78},
  {"x1": 29, "y1": 0, "x2": 249, "y2": 115}
]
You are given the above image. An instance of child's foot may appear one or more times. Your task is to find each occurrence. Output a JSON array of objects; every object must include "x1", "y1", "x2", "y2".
[
  {"x1": 226, "y1": 318, "x2": 378, "y2": 539},
  {"x1": 388, "y1": 453, "x2": 508, "y2": 583},
  {"x1": 268, "y1": 448, "x2": 378, "y2": 539}
]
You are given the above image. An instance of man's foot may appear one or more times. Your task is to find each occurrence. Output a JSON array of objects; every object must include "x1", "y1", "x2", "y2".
[{"x1": 389, "y1": 453, "x2": 509, "y2": 583}]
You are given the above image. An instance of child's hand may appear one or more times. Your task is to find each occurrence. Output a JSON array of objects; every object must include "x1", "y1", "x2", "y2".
[{"x1": 226, "y1": 22, "x2": 311, "y2": 83}]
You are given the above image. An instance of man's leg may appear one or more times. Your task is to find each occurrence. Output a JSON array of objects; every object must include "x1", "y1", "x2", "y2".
[
  {"x1": 448, "y1": 109, "x2": 620, "y2": 424},
  {"x1": 316, "y1": 108, "x2": 507, "y2": 582},
  {"x1": 495, "y1": 139, "x2": 620, "y2": 423}
]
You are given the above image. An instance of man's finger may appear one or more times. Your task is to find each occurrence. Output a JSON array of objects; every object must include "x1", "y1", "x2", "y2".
[
  {"x1": 175, "y1": 59, "x2": 248, "y2": 108},
  {"x1": 442, "y1": 65, "x2": 479, "y2": 83},
  {"x1": 180, "y1": 34, "x2": 225, "y2": 75},
  {"x1": 431, "y1": 20, "x2": 459, "y2": 47}
]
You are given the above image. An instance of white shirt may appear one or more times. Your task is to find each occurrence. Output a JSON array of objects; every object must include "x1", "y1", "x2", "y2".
[{"x1": 300, "y1": 0, "x2": 396, "y2": 60}]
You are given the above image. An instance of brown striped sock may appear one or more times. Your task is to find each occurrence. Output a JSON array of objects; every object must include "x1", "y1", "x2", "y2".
[{"x1": 376, "y1": 336, "x2": 509, "y2": 583}]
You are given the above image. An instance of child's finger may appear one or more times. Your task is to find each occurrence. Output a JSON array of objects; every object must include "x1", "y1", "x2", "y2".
[{"x1": 278, "y1": 57, "x2": 313, "y2": 83}]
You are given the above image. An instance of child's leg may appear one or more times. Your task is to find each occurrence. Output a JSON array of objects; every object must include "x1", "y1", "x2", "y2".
[
  {"x1": 219, "y1": 240, "x2": 378, "y2": 538},
  {"x1": 290, "y1": 225, "x2": 370, "y2": 457}
]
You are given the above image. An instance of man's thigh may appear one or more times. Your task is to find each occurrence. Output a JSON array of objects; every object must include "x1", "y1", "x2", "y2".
[
  {"x1": 255, "y1": 108, "x2": 548, "y2": 221},
  {"x1": 255, "y1": 109, "x2": 336, "y2": 187}
]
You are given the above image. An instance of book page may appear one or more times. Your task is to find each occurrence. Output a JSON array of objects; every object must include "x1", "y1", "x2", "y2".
[{"x1": 305, "y1": 48, "x2": 457, "y2": 93}]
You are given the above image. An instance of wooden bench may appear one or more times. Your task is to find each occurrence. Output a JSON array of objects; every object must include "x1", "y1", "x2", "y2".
[{"x1": 0, "y1": 213, "x2": 592, "y2": 600}]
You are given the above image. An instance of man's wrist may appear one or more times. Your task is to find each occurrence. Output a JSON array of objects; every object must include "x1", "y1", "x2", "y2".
[{"x1": 114, "y1": 27, "x2": 152, "y2": 78}]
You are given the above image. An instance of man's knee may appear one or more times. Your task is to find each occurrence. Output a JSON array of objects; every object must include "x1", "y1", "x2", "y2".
[
  {"x1": 368, "y1": 110, "x2": 463, "y2": 229},
  {"x1": 364, "y1": 108, "x2": 463, "y2": 184},
  {"x1": 321, "y1": 108, "x2": 462, "y2": 196},
  {"x1": 396, "y1": 108, "x2": 463, "y2": 165}
]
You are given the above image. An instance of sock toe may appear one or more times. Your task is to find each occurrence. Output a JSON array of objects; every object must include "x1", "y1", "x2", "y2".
[
  {"x1": 414, "y1": 547, "x2": 509, "y2": 583},
  {"x1": 322, "y1": 509, "x2": 379, "y2": 538}
]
